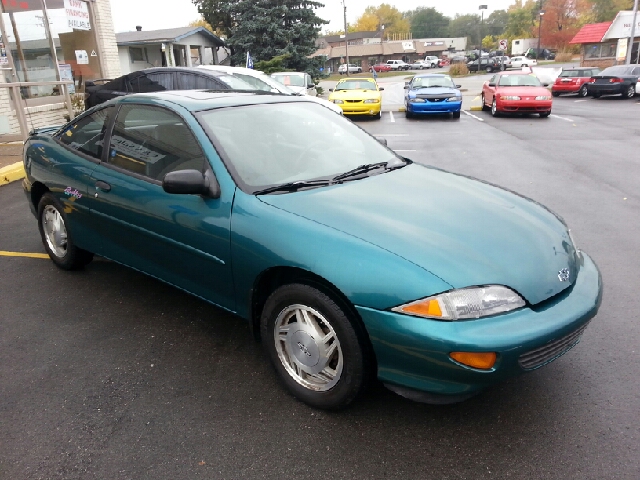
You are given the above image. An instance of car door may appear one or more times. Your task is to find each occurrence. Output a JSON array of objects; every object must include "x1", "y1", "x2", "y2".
[
  {"x1": 88, "y1": 102, "x2": 236, "y2": 310},
  {"x1": 305, "y1": 74, "x2": 317, "y2": 96}
]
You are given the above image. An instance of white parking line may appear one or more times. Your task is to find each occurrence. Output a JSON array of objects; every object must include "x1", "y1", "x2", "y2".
[
  {"x1": 389, "y1": 111, "x2": 395, "y2": 123},
  {"x1": 574, "y1": 99, "x2": 588, "y2": 103},
  {"x1": 463, "y1": 110, "x2": 484, "y2": 122},
  {"x1": 550, "y1": 114, "x2": 574, "y2": 122}
]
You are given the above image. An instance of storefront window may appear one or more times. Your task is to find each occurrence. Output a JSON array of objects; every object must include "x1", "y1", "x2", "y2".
[
  {"x1": 0, "y1": 0, "x2": 103, "y2": 101},
  {"x1": 600, "y1": 42, "x2": 616, "y2": 58},
  {"x1": 584, "y1": 44, "x2": 601, "y2": 59},
  {"x1": 584, "y1": 42, "x2": 616, "y2": 59}
]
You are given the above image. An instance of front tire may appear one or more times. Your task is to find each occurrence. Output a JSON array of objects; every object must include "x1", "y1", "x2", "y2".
[
  {"x1": 260, "y1": 284, "x2": 370, "y2": 410},
  {"x1": 37, "y1": 193, "x2": 93, "y2": 270},
  {"x1": 452, "y1": 110, "x2": 461, "y2": 119},
  {"x1": 491, "y1": 98, "x2": 499, "y2": 117},
  {"x1": 540, "y1": 111, "x2": 551, "y2": 118}
]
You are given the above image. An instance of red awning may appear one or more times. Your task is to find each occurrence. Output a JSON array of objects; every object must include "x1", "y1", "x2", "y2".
[{"x1": 569, "y1": 22, "x2": 613, "y2": 44}]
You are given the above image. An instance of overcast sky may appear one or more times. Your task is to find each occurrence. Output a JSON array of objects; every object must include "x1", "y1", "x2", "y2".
[{"x1": 109, "y1": 0, "x2": 515, "y2": 33}]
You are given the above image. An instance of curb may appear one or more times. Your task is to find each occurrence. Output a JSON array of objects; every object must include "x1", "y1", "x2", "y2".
[
  {"x1": 0, "y1": 162, "x2": 25, "y2": 187},
  {"x1": 469, "y1": 106, "x2": 483, "y2": 111}
]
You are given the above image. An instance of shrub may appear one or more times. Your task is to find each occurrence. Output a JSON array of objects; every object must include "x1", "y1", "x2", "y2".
[
  {"x1": 554, "y1": 53, "x2": 573, "y2": 62},
  {"x1": 448, "y1": 63, "x2": 469, "y2": 76}
]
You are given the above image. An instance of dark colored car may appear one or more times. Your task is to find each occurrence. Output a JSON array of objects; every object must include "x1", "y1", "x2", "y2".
[
  {"x1": 526, "y1": 48, "x2": 556, "y2": 60},
  {"x1": 552, "y1": 68, "x2": 601, "y2": 97},
  {"x1": 586, "y1": 65, "x2": 640, "y2": 99},
  {"x1": 84, "y1": 67, "x2": 252, "y2": 109},
  {"x1": 467, "y1": 57, "x2": 503, "y2": 73}
]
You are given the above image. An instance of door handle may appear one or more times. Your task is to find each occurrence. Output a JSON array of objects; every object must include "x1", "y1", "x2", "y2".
[{"x1": 95, "y1": 180, "x2": 111, "y2": 192}]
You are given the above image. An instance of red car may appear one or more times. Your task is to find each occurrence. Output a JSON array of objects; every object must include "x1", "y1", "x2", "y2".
[
  {"x1": 371, "y1": 63, "x2": 392, "y2": 72},
  {"x1": 481, "y1": 71, "x2": 552, "y2": 118},
  {"x1": 552, "y1": 67, "x2": 601, "y2": 97}
]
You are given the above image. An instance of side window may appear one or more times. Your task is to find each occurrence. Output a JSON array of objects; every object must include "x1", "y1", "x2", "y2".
[
  {"x1": 58, "y1": 106, "x2": 114, "y2": 160},
  {"x1": 178, "y1": 73, "x2": 225, "y2": 90},
  {"x1": 108, "y1": 105, "x2": 206, "y2": 181},
  {"x1": 128, "y1": 72, "x2": 175, "y2": 93}
]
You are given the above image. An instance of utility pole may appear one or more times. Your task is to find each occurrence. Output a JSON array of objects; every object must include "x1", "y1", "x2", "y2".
[
  {"x1": 343, "y1": 1, "x2": 350, "y2": 77},
  {"x1": 537, "y1": 0, "x2": 545, "y2": 60},
  {"x1": 626, "y1": 0, "x2": 639, "y2": 65}
]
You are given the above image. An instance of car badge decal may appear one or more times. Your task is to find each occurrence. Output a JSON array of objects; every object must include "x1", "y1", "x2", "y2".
[
  {"x1": 64, "y1": 187, "x2": 83, "y2": 200},
  {"x1": 558, "y1": 268, "x2": 570, "y2": 282}
]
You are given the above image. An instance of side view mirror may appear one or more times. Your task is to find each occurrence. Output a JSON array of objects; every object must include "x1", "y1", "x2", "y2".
[
  {"x1": 85, "y1": 80, "x2": 96, "y2": 88},
  {"x1": 329, "y1": 88, "x2": 334, "y2": 92},
  {"x1": 455, "y1": 84, "x2": 461, "y2": 88},
  {"x1": 404, "y1": 84, "x2": 409, "y2": 89},
  {"x1": 379, "y1": 87, "x2": 384, "y2": 91},
  {"x1": 488, "y1": 82, "x2": 496, "y2": 87},
  {"x1": 543, "y1": 82, "x2": 549, "y2": 87},
  {"x1": 375, "y1": 137, "x2": 388, "y2": 146},
  {"x1": 163, "y1": 169, "x2": 220, "y2": 198}
]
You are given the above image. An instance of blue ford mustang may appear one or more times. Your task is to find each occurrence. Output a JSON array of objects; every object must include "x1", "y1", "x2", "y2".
[
  {"x1": 23, "y1": 91, "x2": 602, "y2": 409},
  {"x1": 404, "y1": 73, "x2": 463, "y2": 118}
]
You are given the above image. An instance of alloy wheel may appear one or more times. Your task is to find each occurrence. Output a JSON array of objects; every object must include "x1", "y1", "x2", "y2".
[{"x1": 42, "y1": 205, "x2": 68, "y2": 258}]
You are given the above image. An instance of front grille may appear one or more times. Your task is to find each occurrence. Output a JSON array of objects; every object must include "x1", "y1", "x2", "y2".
[
  {"x1": 518, "y1": 322, "x2": 590, "y2": 370},
  {"x1": 345, "y1": 100, "x2": 361, "y2": 103}
]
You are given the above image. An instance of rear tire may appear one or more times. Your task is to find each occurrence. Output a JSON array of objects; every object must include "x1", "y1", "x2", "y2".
[
  {"x1": 592, "y1": 93, "x2": 601, "y2": 98},
  {"x1": 260, "y1": 283, "x2": 370, "y2": 410},
  {"x1": 579, "y1": 85, "x2": 588, "y2": 97},
  {"x1": 37, "y1": 193, "x2": 93, "y2": 270},
  {"x1": 625, "y1": 84, "x2": 636, "y2": 98},
  {"x1": 552, "y1": 91, "x2": 560, "y2": 97}
]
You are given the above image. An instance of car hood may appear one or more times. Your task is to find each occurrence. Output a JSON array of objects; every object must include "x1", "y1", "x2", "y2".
[
  {"x1": 258, "y1": 164, "x2": 577, "y2": 305},
  {"x1": 496, "y1": 86, "x2": 551, "y2": 96},
  {"x1": 409, "y1": 87, "x2": 460, "y2": 97}
]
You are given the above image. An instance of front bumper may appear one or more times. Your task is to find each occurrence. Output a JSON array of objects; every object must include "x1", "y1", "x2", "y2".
[
  {"x1": 336, "y1": 102, "x2": 381, "y2": 116},
  {"x1": 356, "y1": 252, "x2": 602, "y2": 399},
  {"x1": 408, "y1": 101, "x2": 462, "y2": 114},
  {"x1": 498, "y1": 99, "x2": 552, "y2": 113}
]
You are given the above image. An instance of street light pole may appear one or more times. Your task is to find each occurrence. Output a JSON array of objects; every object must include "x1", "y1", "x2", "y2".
[
  {"x1": 479, "y1": 5, "x2": 487, "y2": 59},
  {"x1": 537, "y1": 6, "x2": 545, "y2": 60},
  {"x1": 343, "y1": 0, "x2": 350, "y2": 77},
  {"x1": 626, "y1": 0, "x2": 639, "y2": 65}
]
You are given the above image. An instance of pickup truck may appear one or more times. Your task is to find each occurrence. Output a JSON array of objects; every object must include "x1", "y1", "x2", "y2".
[{"x1": 386, "y1": 60, "x2": 410, "y2": 71}]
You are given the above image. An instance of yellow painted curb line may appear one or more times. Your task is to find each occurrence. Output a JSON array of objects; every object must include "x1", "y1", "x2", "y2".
[
  {"x1": 0, "y1": 251, "x2": 49, "y2": 259},
  {"x1": 398, "y1": 107, "x2": 406, "y2": 112},
  {"x1": 0, "y1": 162, "x2": 25, "y2": 186},
  {"x1": 470, "y1": 106, "x2": 483, "y2": 111}
]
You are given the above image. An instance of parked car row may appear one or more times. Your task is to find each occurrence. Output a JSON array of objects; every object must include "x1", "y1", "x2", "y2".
[{"x1": 551, "y1": 65, "x2": 640, "y2": 99}]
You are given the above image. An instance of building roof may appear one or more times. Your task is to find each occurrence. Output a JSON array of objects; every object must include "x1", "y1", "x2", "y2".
[
  {"x1": 569, "y1": 22, "x2": 613, "y2": 44},
  {"x1": 116, "y1": 27, "x2": 225, "y2": 47},
  {"x1": 319, "y1": 31, "x2": 381, "y2": 45}
]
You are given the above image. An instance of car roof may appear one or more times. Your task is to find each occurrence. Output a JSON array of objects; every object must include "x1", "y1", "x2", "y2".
[
  {"x1": 199, "y1": 65, "x2": 266, "y2": 76},
  {"x1": 116, "y1": 90, "x2": 317, "y2": 112},
  {"x1": 126, "y1": 67, "x2": 226, "y2": 77}
]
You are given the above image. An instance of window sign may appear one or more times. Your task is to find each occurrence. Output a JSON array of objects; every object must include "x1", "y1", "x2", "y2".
[
  {"x1": 58, "y1": 63, "x2": 74, "y2": 93},
  {"x1": 64, "y1": 0, "x2": 91, "y2": 31},
  {"x1": 0, "y1": 39, "x2": 8, "y2": 66}
]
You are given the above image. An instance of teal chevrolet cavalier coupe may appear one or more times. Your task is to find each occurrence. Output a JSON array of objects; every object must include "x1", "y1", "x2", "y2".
[{"x1": 23, "y1": 91, "x2": 602, "y2": 409}]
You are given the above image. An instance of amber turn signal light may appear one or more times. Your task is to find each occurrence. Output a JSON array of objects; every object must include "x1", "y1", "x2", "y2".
[{"x1": 450, "y1": 351, "x2": 497, "y2": 370}]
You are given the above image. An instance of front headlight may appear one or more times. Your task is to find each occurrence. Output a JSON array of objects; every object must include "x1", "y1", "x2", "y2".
[
  {"x1": 409, "y1": 98, "x2": 426, "y2": 103},
  {"x1": 501, "y1": 95, "x2": 521, "y2": 100},
  {"x1": 363, "y1": 98, "x2": 380, "y2": 104},
  {"x1": 447, "y1": 96, "x2": 461, "y2": 101},
  {"x1": 392, "y1": 286, "x2": 525, "y2": 321},
  {"x1": 332, "y1": 99, "x2": 344, "y2": 104},
  {"x1": 536, "y1": 95, "x2": 552, "y2": 100}
]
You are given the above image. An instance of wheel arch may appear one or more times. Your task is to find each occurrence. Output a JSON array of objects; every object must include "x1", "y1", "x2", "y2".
[
  {"x1": 30, "y1": 181, "x2": 50, "y2": 211},
  {"x1": 249, "y1": 266, "x2": 376, "y2": 367}
]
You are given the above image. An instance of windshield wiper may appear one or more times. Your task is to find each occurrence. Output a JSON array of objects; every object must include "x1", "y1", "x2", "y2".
[
  {"x1": 254, "y1": 179, "x2": 331, "y2": 195},
  {"x1": 332, "y1": 161, "x2": 405, "y2": 182}
]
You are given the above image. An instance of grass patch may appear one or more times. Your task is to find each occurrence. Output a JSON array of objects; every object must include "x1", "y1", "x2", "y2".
[{"x1": 448, "y1": 64, "x2": 469, "y2": 77}]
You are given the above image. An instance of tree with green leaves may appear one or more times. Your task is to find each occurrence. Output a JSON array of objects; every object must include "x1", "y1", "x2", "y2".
[
  {"x1": 448, "y1": 14, "x2": 481, "y2": 46},
  {"x1": 406, "y1": 7, "x2": 450, "y2": 39},
  {"x1": 192, "y1": 0, "x2": 327, "y2": 78}
]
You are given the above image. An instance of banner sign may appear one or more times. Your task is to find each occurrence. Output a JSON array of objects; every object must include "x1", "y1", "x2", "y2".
[{"x1": 65, "y1": 0, "x2": 91, "y2": 31}]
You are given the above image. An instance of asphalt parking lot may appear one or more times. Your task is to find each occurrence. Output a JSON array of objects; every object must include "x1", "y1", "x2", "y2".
[{"x1": 1, "y1": 93, "x2": 640, "y2": 479}]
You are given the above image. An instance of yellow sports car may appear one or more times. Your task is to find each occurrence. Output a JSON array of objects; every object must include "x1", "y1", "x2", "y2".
[{"x1": 328, "y1": 78, "x2": 383, "y2": 118}]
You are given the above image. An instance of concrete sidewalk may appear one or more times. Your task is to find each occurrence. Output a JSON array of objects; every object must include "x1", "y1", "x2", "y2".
[{"x1": 0, "y1": 143, "x2": 24, "y2": 187}]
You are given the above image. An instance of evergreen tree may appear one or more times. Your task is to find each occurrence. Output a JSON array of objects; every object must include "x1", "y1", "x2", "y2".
[{"x1": 192, "y1": 0, "x2": 327, "y2": 78}]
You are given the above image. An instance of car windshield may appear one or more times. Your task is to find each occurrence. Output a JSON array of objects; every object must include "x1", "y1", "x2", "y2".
[
  {"x1": 335, "y1": 80, "x2": 377, "y2": 91},
  {"x1": 498, "y1": 75, "x2": 542, "y2": 87},
  {"x1": 412, "y1": 76, "x2": 455, "y2": 88},
  {"x1": 599, "y1": 66, "x2": 634, "y2": 76},
  {"x1": 234, "y1": 73, "x2": 295, "y2": 94},
  {"x1": 272, "y1": 74, "x2": 305, "y2": 87},
  {"x1": 198, "y1": 102, "x2": 402, "y2": 192}
]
